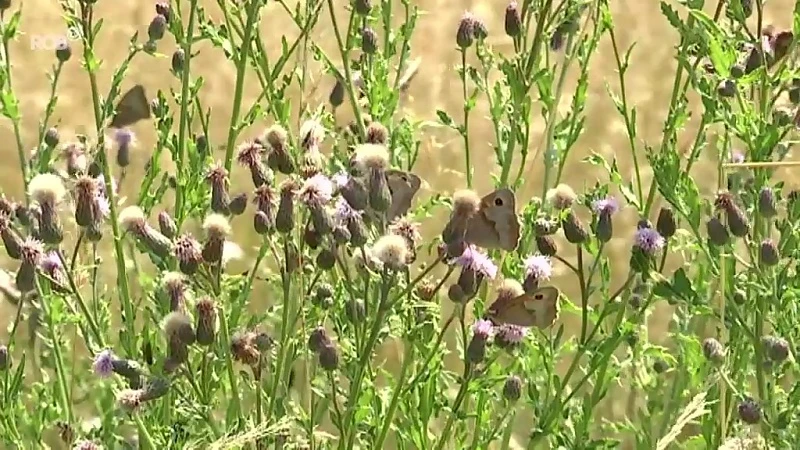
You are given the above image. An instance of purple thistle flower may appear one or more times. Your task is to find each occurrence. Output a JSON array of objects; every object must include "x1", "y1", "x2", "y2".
[
  {"x1": 95, "y1": 195, "x2": 110, "y2": 219},
  {"x1": 522, "y1": 254, "x2": 552, "y2": 281},
  {"x1": 634, "y1": 227, "x2": 665, "y2": 255},
  {"x1": 95, "y1": 175, "x2": 117, "y2": 197},
  {"x1": 454, "y1": 245, "x2": 498, "y2": 279},
  {"x1": 592, "y1": 197, "x2": 619, "y2": 216},
  {"x1": 333, "y1": 197, "x2": 361, "y2": 224},
  {"x1": 39, "y1": 251, "x2": 62, "y2": 272},
  {"x1": 496, "y1": 324, "x2": 528, "y2": 345},
  {"x1": 332, "y1": 171, "x2": 349, "y2": 189},
  {"x1": 472, "y1": 319, "x2": 494, "y2": 339},
  {"x1": 730, "y1": 151, "x2": 745, "y2": 164},
  {"x1": 93, "y1": 349, "x2": 114, "y2": 378},
  {"x1": 114, "y1": 128, "x2": 134, "y2": 148}
]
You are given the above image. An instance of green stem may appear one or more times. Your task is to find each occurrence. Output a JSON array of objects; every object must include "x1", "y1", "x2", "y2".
[
  {"x1": 174, "y1": 0, "x2": 199, "y2": 223},
  {"x1": 37, "y1": 279, "x2": 73, "y2": 425},
  {"x1": 460, "y1": 49, "x2": 472, "y2": 188},
  {"x1": 0, "y1": 12, "x2": 30, "y2": 205},
  {"x1": 373, "y1": 340, "x2": 415, "y2": 449},
  {"x1": 222, "y1": 0, "x2": 261, "y2": 173},
  {"x1": 432, "y1": 367, "x2": 473, "y2": 450},
  {"x1": 326, "y1": 0, "x2": 366, "y2": 140}
]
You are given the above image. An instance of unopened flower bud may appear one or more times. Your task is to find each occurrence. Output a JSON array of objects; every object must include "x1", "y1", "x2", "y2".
[
  {"x1": 195, "y1": 297, "x2": 218, "y2": 346},
  {"x1": 503, "y1": 375, "x2": 522, "y2": 401},
  {"x1": 340, "y1": 176, "x2": 369, "y2": 211},
  {"x1": 535, "y1": 235, "x2": 557, "y2": 256},
  {"x1": 361, "y1": 27, "x2": 378, "y2": 54},
  {"x1": 173, "y1": 233, "x2": 203, "y2": 275},
  {"x1": 456, "y1": 13, "x2": 476, "y2": 49},
  {"x1": 158, "y1": 211, "x2": 178, "y2": 239},
  {"x1": 44, "y1": 127, "x2": 59, "y2": 147},
  {"x1": 264, "y1": 125, "x2": 295, "y2": 175},
  {"x1": 702, "y1": 337, "x2": 725, "y2": 364},
  {"x1": 329, "y1": 78, "x2": 345, "y2": 108},
  {"x1": 717, "y1": 79, "x2": 736, "y2": 98},
  {"x1": 308, "y1": 327, "x2": 332, "y2": 353},
  {"x1": 738, "y1": 397, "x2": 762, "y2": 424},
  {"x1": 656, "y1": 206, "x2": 677, "y2": 238},
  {"x1": 758, "y1": 187, "x2": 777, "y2": 218},
  {"x1": 354, "y1": 0, "x2": 371, "y2": 15},
  {"x1": 318, "y1": 343, "x2": 339, "y2": 371},
  {"x1": 0, "y1": 345, "x2": 9, "y2": 371},
  {"x1": 316, "y1": 246, "x2": 336, "y2": 270},
  {"x1": 707, "y1": 217, "x2": 730, "y2": 246},
  {"x1": 201, "y1": 214, "x2": 230, "y2": 264},
  {"x1": 313, "y1": 283, "x2": 334, "y2": 309},
  {"x1": 163, "y1": 311, "x2": 195, "y2": 367},
  {"x1": 759, "y1": 239, "x2": 780, "y2": 266},
  {"x1": 171, "y1": 49, "x2": 185, "y2": 75},
  {"x1": 562, "y1": 211, "x2": 588, "y2": 244},
  {"x1": 229, "y1": 193, "x2": 247, "y2": 216},
  {"x1": 206, "y1": 164, "x2": 231, "y2": 215},
  {"x1": 504, "y1": 2, "x2": 521, "y2": 37},
  {"x1": 148, "y1": 14, "x2": 168, "y2": 41},
  {"x1": 347, "y1": 215, "x2": 368, "y2": 247},
  {"x1": 140, "y1": 377, "x2": 170, "y2": 402},
  {"x1": 762, "y1": 335, "x2": 790, "y2": 363}
]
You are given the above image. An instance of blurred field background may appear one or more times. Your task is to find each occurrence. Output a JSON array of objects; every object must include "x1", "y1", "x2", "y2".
[{"x1": 0, "y1": 0, "x2": 796, "y2": 448}]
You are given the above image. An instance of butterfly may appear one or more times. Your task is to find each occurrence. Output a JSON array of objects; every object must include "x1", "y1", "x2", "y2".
[
  {"x1": 110, "y1": 84, "x2": 151, "y2": 129},
  {"x1": 444, "y1": 188, "x2": 520, "y2": 251},
  {"x1": 484, "y1": 286, "x2": 560, "y2": 328},
  {"x1": 386, "y1": 169, "x2": 421, "y2": 221}
]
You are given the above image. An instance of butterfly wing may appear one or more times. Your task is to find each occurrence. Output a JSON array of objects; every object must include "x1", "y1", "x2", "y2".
[
  {"x1": 465, "y1": 189, "x2": 520, "y2": 251},
  {"x1": 110, "y1": 84, "x2": 151, "y2": 128},
  {"x1": 485, "y1": 286, "x2": 560, "y2": 329},
  {"x1": 386, "y1": 169, "x2": 421, "y2": 221}
]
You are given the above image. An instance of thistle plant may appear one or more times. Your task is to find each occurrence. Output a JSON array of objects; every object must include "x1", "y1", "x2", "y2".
[{"x1": 1, "y1": 0, "x2": 800, "y2": 449}]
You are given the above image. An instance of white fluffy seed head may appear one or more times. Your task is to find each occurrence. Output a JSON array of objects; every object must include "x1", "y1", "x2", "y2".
[
  {"x1": 354, "y1": 144, "x2": 390, "y2": 171},
  {"x1": 118, "y1": 206, "x2": 146, "y2": 232},
  {"x1": 28, "y1": 173, "x2": 66, "y2": 206},
  {"x1": 496, "y1": 279, "x2": 524, "y2": 301},
  {"x1": 163, "y1": 311, "x2": 192, "y2": 339},
  {"x1": 372, "y1": 234, "x2": 409, "y2": 270},
  {"x1": 161, "y1": 271, "x2": 184, "y2": 289},
  {"x1": 203, "y1": 213, "x2": 231, "y2": 238},
  {"x1": 452, "y1": 190, "x2": 481, "y2": 216},
  {"x1": 546, "y1": 183, "x2": 577, "y2": 210}
]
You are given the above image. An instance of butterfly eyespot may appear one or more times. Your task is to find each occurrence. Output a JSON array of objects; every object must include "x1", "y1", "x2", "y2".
[
  {"x1": 494, "y1": 198, "x2": 503, "y2": 206},
  {"x1": 401, "y1": 175, "x2": 408, "y2": 182},
  {"x1": 534, "y1": 293, "x2": 544, "y2": 300}
]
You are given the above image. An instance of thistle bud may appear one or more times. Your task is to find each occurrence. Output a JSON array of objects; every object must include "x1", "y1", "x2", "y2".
[
  {"x1": 155, "y1": 2, "x2": 172, "y2": 22},
  {"x1": 502, "y1": 375, "x2": 522, "y2": 401},
  {"x1": 229, "y1": 193, "x2": 248, "y2": 216},
  {"x1": 55, "y1": 43, "x2": 71, "y2": 63},
  {"x1": 28, "y1": 173, "x2": 65, "y2": 244},
  {"x1": 274, "y1": 179, "x2": 297, "y2": 233},
  {"x1": 195, "y1": 297, "x2": 218, "y2": 346},
  {"x1": 148, "y1": 14, "x2": 167, "y2": 41},
  {"x1": 759, "y1": 239, "x2": 779, "y2": 266},
  {"x1": 504, "y1": 2, "x2": 521, "y2": 38},
  {"x1": 0, "y1": 344, "x2": 9, "y2": 371},
  {"x1": 332, "y1": 225, "x2": 351, "y2": 245},
  {"x1": 173, "y1": 233, "x2": 203, "y2": 275},
  {"x1": 466, "y1": 322, "x2": 492, "y2": 364},
  {"x1": 303, "y1": 222, "x2": 322, "y2": 249},
  {"x1": 656, "y1": 206, "x2": 677, "y2": 238},
  {"x1": 74, "y1": 176, "x2": 103, "y2": 228},
  {"x1": 316, "y1": 246, "x2": 336, "y2": 270},
  {"x1": 354, "y1": 0, "x2": 371, "y2": 15},
  {"x1": 707, "y1": 217, "x2": 730, "y2": 246},
  {"x1": 111, "y1": 358, "x2": 144, "y2": 388},
  {"x1": 161, "y1": 272, "x2": 186, "y2": 312},
  {"x1": 17, "y1": 238, "x2": 44, "y2": 293},
  {"x1": 158, "y1": 211, "x2": 178, "y2": 239},
  {"x1": 205, "y1": 164, "x2": 231, "y2": 215},
  {"x1": 715, "y1": 192, "x2": 749, "y2": 237},
  {"x1": 171, "y1": 49, "x2": 185, "y2": 75},
  {"x1": 447, "y1": 284, "x2": 466, "y2": 303},
  {"x1": 653, "y1": 358, "x2": 669, "y2": 374},
  {"x1": 738, "y1": 397, "x2": 762, "y2": 424},
  {"x1": 456, "y1": 13, "x2": 476, "y2": 49},
  {"x1": 62, "y1": 143, "x2": 87, "y2": 177},
  {"x1": 231, "y1": 331, "x2": 260, "y2": 366},
  {"x1": 0, "y1": 213, "x2": 21, "y2": 259},
  {"x1": 758, "y1": 187, "x2": 777, "y2": 218},
  {"x1": 533, "y1": 235, "x2": 556, "y2": 256},
  {"x1": 717, "y1": 79, "x2": 736, "y2": 98},
  {"x1": 44, "y1": 127, "x2": 59, "y2": 147},
  {"x1": 264, "y1": 125, "x2": 295, "y2": 174},
  {"x1": 762, "y1": 335, "x2": 790, "y2": 363},
  {"x1": 361, "y1": 27, "x2": 378, "y2": 54},
  {"x1": 236, "y1": 141, "x2": 271, "y2": 188},
  {"x1": 318, "y1": 343, "x2": 339, "y2": 371},
  {"x1": 347, "y1": 215, "x2": 369, "y2": 247},
  {"x1": 313, "y1": 283, "x2": 334, "y2": 309},
  {"x1": 308, "y1": 327, "x2": 332, "y2": 353},
  {"x1": 340, "y1": 176, "x2": 369, "y2": 211},
  {"x1": 119, "y1": 206, "x2": 172, "y2": 259},
  {"x1": 702, "y1": 337, "x2": 725, "y2": 364},
  {"x1": 201, "y1": 214, "x2": 230, "y2": 264},
  {"x1": 562, "y1": 211, "x2": 588, "y2": 244},
  {"x1": 329, "y1": 78, "x2": 345, "y2": 108}
]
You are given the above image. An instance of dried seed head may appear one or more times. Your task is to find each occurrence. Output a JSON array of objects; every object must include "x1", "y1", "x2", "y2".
[
  {"x1": 231, "y1": 331, "x2": 260, "y2": 366},
  {"x1": 656, "y1": 206, "x2": 677, "y2": 238},
  {"x1": 299, "y1": 174, "x2": 334, "y2": 207},
  {"x1": 117, "y1": 388, "x2": 144, "y2": 413},
  {"x1": 365, "y1": 121, "x2": 388, "y2": 144},
  {"x1": 195, "y1": 297, "x2": 218, "y2": 346},
  {"x1": 737, "y1": 397, "x2": 762, "y2": 424},
  {"x1": 452, "y1": 190, "x2": 481, "y2": 217},
  {"x1": 702, "y1": 337, "x2": 725, "y2": 364},
  {"x1": 163, "y1": 311, "x2": 196, "y2": 345},
  {"x1": 203, "y1": 213, "x2": 231, "y2": 240},
  {"x1": 496, "y1": 279, "x2": 524, "y2": 302},
  {"x1": 161, "y1": 272, "x2": 186, "y2": 312},
  {"x1": 206, "y1": 164, "x2": 231, "y2": 214},
  {"x1": 236, "y1": 141, "x2": 270, "y2": 187},
  {"x1": 502, "y1": 375, "x2": 522, "y2": 401},
  {"x1": 504, "y1": 2, "x2": 521, "y2": 37},
  {"x1": 353, "y1": 144, "x2": 390, "y2": 171},
  {"x1": 119, "y1": 206, "x2": 147, "y2": 234},
  {"x1": 74, "y1": 176, "x2": 102, "y2": 227},
  {"x1": 758, "y1": 187, "x2": 778, "y2": 218},
  {"x1": 28, "y1": 173, "x2": 66, "y2": 207},
  {"x1": 546, "y1": 184, "x2": 577, "y2": 210},
  {"x1": 372, "y1": 234, "x2": 409, "y2": 270},
  {"x1": 707, "y1": 216, "x2": 730, "y2": 246},
  {"x1": 173, "y1": 233, "x2": 203, "y2": 275},
  {"x1": 759, "y1": 239, "x2": 779, "y2": 266},
  {"x1": 308, "y1": 327, "x2": 332, "y2": 353},
  {"x1": 158, "y1": 211, "x2": 178, "y2": 239}
]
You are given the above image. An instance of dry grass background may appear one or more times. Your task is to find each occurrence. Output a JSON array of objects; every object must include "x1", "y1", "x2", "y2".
[{"x1": 0, "y1": 0, "x2": 797, "y2": 448}]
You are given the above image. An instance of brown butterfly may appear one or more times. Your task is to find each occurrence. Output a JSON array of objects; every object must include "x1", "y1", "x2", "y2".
[
  {"x1": 110, "y1": 84, "x2": 151, "y2": 128},
  {"x1": 484, "y1": 286, "x2": 560, "y2": 328},
  {"x1": 460, "y1": 188, "x2": 520, "y2": 251},
  {"x1": 386, "y1": 169, "x2": 421, "y2": 221}
]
